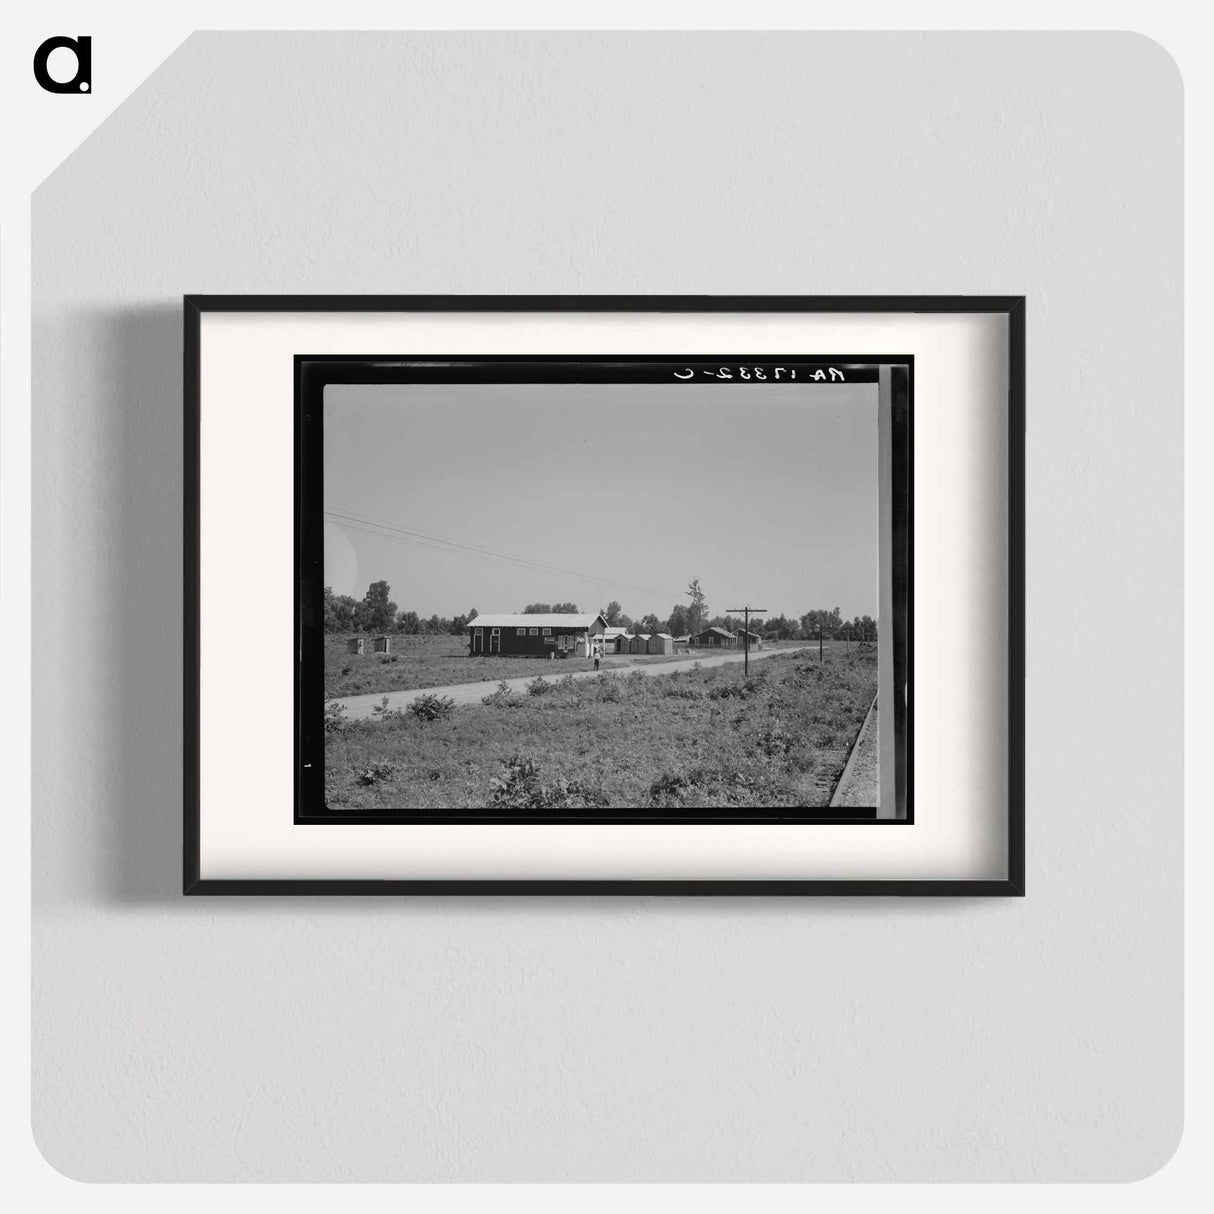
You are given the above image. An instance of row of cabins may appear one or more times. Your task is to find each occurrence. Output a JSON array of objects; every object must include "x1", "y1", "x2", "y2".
[
  {"x1": 612, "y1": 626, "x2": 764, "y2": 651},
  {"x1": 604, "y1": 630, "x2": 675, "y2": 655},
  {"x1": 465, "y1": 613, "x2": 763, "y2": 657}
]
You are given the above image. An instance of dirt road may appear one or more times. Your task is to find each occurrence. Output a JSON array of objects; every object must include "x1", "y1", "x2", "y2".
[{"x1": 329, "y1": 645, "x2": 812, "y2": 720}]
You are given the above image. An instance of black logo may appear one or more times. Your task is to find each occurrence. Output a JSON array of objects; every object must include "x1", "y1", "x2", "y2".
[{"x1": 33, "y1": 35, "x2": 91, "y2": 94}]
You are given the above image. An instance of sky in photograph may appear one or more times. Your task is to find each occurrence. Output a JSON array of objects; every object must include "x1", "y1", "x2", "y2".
[{"x1": 323, "y1": 380, "x2": 879, "y2": 624}]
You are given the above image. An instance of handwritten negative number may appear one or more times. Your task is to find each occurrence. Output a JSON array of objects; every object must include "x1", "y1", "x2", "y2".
[{"x1": 671, "y1": 366, "x2": 844, "y2": 382}]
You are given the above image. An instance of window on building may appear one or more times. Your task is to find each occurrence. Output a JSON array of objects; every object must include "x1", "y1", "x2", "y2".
[
  {"x1": 542, "y1": 627, "x2": 551, "y2": 635},
  {"x1": 529, "y1": 628, "x2": 539, "y2": 635},
  {"x1": 517, "y1": 628, "x2": 526, "y2": 635}
]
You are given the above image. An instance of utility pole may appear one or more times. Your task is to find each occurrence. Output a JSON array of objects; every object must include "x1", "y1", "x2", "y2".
[{"x1": 726, "y1": 605, "x2": 766, "y2": 676}]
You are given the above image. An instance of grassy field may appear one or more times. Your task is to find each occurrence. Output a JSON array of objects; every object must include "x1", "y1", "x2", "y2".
[
  {"x1": 324, "y1": 632, "x2": 813, "y2": 700},
  {"x1": 324, "y1": 648, "x2": 877, "y2": 811}
]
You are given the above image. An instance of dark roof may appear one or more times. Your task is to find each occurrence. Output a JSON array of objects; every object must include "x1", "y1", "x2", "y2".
[{"x1": 695, "y1": 626, "x2": 737, "y2": 638}]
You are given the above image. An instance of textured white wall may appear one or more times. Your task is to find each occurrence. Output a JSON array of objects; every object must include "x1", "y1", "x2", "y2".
[{"x1": 31, "y1": 32, "x2": 1182, "y2": 1181}]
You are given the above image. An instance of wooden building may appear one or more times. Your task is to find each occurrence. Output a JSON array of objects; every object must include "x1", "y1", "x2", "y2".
[
  {"x1": 689, "y1": 626, "x2": 738, "y2": 648},
  {"x1": 647, "y1": 633, "x2": 674, "y2": 654},
  {"x1": 602, "y1": 626, "x2": 630, "y2": 650},
  {"x1": 629, "y1": 634, "x2": 651, "y2": 654},
  {"x1": 467, "y1": 612, "x2": 607, "y2": 658},
  {"x1": 612, "y1": 634, "x2": 634, "y2": 654},
  {"x1": 735, "y1": 629, "x2": 763, "y2": 650}
]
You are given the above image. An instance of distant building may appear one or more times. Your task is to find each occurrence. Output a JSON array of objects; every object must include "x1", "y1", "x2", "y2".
[
  {"x1": 612, "y1": 634, "x2": 634, "y2": 654},
  {"x1": 689, "y1": 626, "x2": 738, "y2": 648},
  {"x1": 601, "y1": 626, "x2": 630, "y2": 650},
  {"x1": 628, "y1": 634, "x2": 651, "y2": 654},
  {"x1": 735, "y1": 629, "x2": 763, "y2": 650},
  {"x1": 466, "y1": 613, "x2": 607, "y2": 657},
  {"x1": 647, "y1": 633, "x2": 674, "y2": 654}
]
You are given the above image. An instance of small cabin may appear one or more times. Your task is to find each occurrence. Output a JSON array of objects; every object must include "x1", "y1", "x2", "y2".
[
  {"x1": 690, "y1": 626, "x2": 739, "y2": 648},
  {"x1": 735, "y1": 629, "x2": 763, "y2": 650},
  {"x1": 629, "y1": 634, "x2": 651, "y2": 654},
  {"x1": 613, "y1": 634, "x2": 634, "y2": 654},
  {"x1": 647, "y1": 633, "x2": 674, "y2": 654}
]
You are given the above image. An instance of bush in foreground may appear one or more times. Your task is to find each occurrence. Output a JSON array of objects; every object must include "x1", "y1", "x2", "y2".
[
  {"x1": 356, "y1": 761, "x2": 397, "y2": 787},
  {"x1": 482, "y1": 680, "x2": 523, "y2": 708},
  {"x1": 409, "y1": 692, "x2": 455, "y2": 722},
  {"x1": 488, "y1": 756, "x2": 598, "y2": 810}
]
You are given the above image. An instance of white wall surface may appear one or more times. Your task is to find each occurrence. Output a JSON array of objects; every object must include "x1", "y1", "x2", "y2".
[{"x1": 31, "y1": 32, "x2": 1182, "y2": 1181}]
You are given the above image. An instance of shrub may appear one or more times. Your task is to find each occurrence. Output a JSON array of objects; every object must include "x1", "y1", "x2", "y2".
[
  {"x1": 489, "y1": 756, "x2": 543, "y2": 805},
  {"x1": 323, "y1": 701, "x2": 348, "y2": 733},
  {"x1": 380, "y1": 653, "x2": 400, "y2": 664},
  {"x1": 488, "y1": 756, "x2": 596, "y2": 809},
  {"x1": 598, "y1": 676, "x2": 622, "y2": 703},
  {"x1": 648, "y1": 771, "x2": 692, "y2": 806},
  {"x1": 482, "y1": 680, "x2": 522, "y2": 708},
  {"x1": 756, "y1": 722, "x2": 792, "y2": 757},
  {"x1": 527, "y1": 676, "x2": 555, "y2": 697},
  {"x1": 709, "y1": 672, "x2": 767, "y2": 701},
  {"x1": 649, "y1": 761, "x2": 794, "y2": 809},
  {"x1": 409, "y1": 692, "x2": 455, "y2": 722},
  {"x1": 355, "y1": 761, "x2": 397, "y2": 786},
  {"x1": 341, "y1": 664, "x2": 352, "y2": 676},
  {"x1": 664, "y1": 685, "x2": 702, "y2": 700}
]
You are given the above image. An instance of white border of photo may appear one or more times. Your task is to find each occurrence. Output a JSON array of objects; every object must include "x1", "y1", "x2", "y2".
[{"x1": 197, "y1": 309, "x2": 1009, "y2": 881}]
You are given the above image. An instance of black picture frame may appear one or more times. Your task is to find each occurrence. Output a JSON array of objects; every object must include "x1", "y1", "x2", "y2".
[{"x1": 184, "y1": 295, "x2": 1025, "y2": 896}]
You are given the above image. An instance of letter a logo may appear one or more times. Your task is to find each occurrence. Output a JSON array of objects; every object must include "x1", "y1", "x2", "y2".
[{"x1": 33, "y1": 36, "x2": 92, "y2": 94}]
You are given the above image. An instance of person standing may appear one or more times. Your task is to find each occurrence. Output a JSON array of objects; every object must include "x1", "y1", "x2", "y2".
[{"x1": 592, "y1": 641, "x2": 601, "y2": 672}]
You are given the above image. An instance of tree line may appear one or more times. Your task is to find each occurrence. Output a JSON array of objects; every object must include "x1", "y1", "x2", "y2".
[
  {"x1": 597, "y1": 583, "x2": 876, "y2": 642},
  {"x1": 323, "y1": 582, "x2": 479, "y2": 636},
  {"x1": 323, "y1": 578, "x2": 876, "y2": 642}
]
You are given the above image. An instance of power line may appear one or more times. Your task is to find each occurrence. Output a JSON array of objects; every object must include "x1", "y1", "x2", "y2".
[
  {"x1": 329, "y1": 512, "x2": 681, "y2": 600},
  {"x1": 324, "y1": 506, "x2": 685, "y2": 600},
  {"x1": 726, "y1": 605, "x2": 767, "y2": 676}
]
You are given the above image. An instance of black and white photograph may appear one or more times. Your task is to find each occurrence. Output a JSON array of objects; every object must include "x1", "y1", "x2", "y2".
[{"x1": 302, "y1": 358, "x2": 911, "y2": 821}]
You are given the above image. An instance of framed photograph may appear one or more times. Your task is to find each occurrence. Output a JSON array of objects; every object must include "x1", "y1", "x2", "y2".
[{"x1": 185, "y1": 296, "x2": 1024, "y2": 894}]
